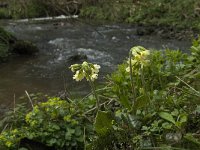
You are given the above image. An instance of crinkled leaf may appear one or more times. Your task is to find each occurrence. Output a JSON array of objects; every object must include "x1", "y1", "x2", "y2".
[
  {"x1": 94, "y1": 111, "x2": 114, "y2": 135},
  {"x1": 118, "y1": 94, "x2": 131, "y2": 110}
]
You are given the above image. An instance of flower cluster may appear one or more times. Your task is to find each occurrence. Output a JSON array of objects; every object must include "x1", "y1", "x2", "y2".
[
  {"x1": 126, "y1": 46, "x2": 150, "y2": 73},
  {"x1": 70, "y1": 61, "x2": 101, "y2": 82}
]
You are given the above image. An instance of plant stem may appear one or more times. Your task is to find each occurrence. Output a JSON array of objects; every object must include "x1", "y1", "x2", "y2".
[
  {"x1": 88, "y1": 77, "x2": 100, "y2": 111},
  {"x1": 25, "y1": 90, "x2": 34, "y2": 109},
  {"x1": 129, "y1": 51, "x2": 136, "y2": 103}
]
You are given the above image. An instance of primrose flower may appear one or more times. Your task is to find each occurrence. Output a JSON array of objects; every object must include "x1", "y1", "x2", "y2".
[
  {"x1": 126, "y1": 46, "x2": 151, "y2": 73},
  {"x1": 131, "y1": 46, "x2": 146, "y2": 55},
  {"x1": 126, "y1": 67, "x2": 130, "y2": 72},
  {"x1": 92, "y1": 64, "x2": 101, "y2": 73},
  {"x1": 73, "y1": 70, "x2": 85, "y2": 81},
  {"x1": 91, "y1": 73, "x2": 98, "y2": 81},
  {"x1": 140, "y1": 50, "x2": 150, "y2": 56},
  {"x1": 70, "y1": 61, "x2": 100, "y2": 82}
]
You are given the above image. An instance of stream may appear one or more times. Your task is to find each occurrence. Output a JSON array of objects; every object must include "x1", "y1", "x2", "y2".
[{"x1": 0, "y1": 19, "x2": 191, "y2": 107}]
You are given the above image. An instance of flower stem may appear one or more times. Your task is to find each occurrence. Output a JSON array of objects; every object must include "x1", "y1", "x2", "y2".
[
  {"x1": 88, "y1": 77, "x2": 100, "y2": 111},
  {"x1": 129, "y1": 51, "x2": 136, "y2": 103}
]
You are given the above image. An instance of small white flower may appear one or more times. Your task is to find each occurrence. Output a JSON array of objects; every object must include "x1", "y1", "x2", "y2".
[
  {"x1": 70, "y1": 61, "x2": 100, "y2": 82},
  {"x1": 94, "y1": 64, "x2": 101, "y2": 70},
  {"x1": 92, "y1": 64, "x2": 101, "y2": 74},
  {"x1": 91, "y1": 73, "x2": 98, "y2": 81},
  {"x1": 141, "y1": 50, "x2": 150, "y2": 56},
  {"x1": 126, "y1": 67, "x2": 130, "y2": 72},
  {"x1": 73, "y1": 70, "x2": 84, "y2": 81}
]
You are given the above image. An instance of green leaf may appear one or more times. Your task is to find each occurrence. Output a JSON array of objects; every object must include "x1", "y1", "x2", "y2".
[
  {"x1": 184, "y1": 133, "x2": 200, "y2": 146},
  {"x1": 118, "y1": 94, "x2": 131, "y2": 110},
  {"x1": 158, "y1": 112, "x2": 176, "y2": 125},
  {"x1": 75, "y1": 126, "x2": 82, "y2": 136},
  {"x1": 52, "y1": 124, "x2": 60, "y2": 130},
  {"x1": 48, "y1": 138, "x2": 57, "y2": 145},
  {"x1": 133, "y1": 95, "x2": 149, "y2": 110},
  {"x1": 94, "y1": 111, "x2": 114, "y2": 135},
  {"x1": 179, "y1": 114, "x2": 187, "y2": 124},
  {"x1": 19, "y1": 148, "x2": 29, "y2": 150},
  {"x1": 162, "y1": 122, "x2": 172, "y2": 129}
]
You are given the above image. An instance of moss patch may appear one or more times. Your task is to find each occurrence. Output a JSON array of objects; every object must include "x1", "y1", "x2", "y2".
[{"x1": 0, "y1": 27, "x2": 16, "y2": 62}]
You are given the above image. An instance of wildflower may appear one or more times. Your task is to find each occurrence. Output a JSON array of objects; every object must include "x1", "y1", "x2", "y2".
[
  {"x1": 141, "y1": 50, "x2": 150, "y2": 56},
  {"x1": 126, "y1": 67, "x2": 130, "y2": 72},
  {"x1": 92, "y1": 64, "x2": 101, "y2": 73},
  {"x1": 126, "y1": 46, "x2": 150, "y2": 72},
  {"x1": 131, "y1": 46, "x2": 146, "y2": 55},
  {"x1": 73, "y1": 70, "x2": 85, "y2": 81},
  {"x1": 91, "y1": 73, "x2": 98, "y2": 81},
  {"x1": 70, "y1": 61, "x2": 100, "y2": 82}
]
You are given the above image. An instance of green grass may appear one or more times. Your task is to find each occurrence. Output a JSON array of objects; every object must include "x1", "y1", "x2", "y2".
[{"x1": 80, "y1": 0, "x2": 200, "y2": 30}]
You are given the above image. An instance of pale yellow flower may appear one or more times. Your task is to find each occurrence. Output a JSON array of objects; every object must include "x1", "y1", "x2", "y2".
[
  {"x1": 126, "y1": 46, "x2": 151, "y2": 72},
  {"x1": 126, "y1": 67, "x2": 130, "y2": 72},
  {"x1": 70, "y1": 61, "x2": 100, "y2": 82},
  {"x1": 140, "y1": 50, "x2": 150, "y2": 57},
  {"x1": 91, "y1": 73, "x2": 98, "y2": 81},
  {"x1": 92, "y1": 64, "x2": 101, "y2": 74},
  {"x1": 73, "y1": 70, "x2": 84, "y2": 81}
]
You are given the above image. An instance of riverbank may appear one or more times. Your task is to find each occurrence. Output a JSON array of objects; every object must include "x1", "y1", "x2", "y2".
[
  {"x1": 80, "y1": 0, "x2": 200, "y2": 30},
  {"x1": 1, "y1": 0, "x2": 200, "y2": 31}
]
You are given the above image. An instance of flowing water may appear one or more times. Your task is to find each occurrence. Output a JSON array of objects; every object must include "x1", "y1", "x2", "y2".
[{"x1": 0, "y1": 19, "x2": 191, "y2": 107}]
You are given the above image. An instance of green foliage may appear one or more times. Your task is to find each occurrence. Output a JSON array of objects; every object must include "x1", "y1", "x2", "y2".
[
  {"x1": 8, "y1": 0, "x2": 47, "y2": 19},
  {"x1": 94, "y1": 111, "x2": 114, "y2": 135},
  {"x1": 91, "y1": 43, "x2": 200, "y2": 149},
  {"x1": 0, "y1": 0, "x2": 80, "y2": 19},
  {"x1": 0, "y1": 97, "x2": 91, "y2": 149},
  {"x1": 81, "y1": 0, "x2": 200, "y2": 30},
  {"x1": 0, "y1": 8, "x2": 11, "y2": 19},
  {"x1": 80, "y1": 0, "x2": 131, "y2": 22},
  {"x1": 0, "y1": 40, "x2": 200, "y2": 149}
]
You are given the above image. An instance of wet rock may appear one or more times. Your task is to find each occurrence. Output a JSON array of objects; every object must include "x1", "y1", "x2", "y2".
[
  {"x1": 112, "y1": 36, "x2": 117, "y2": 40},
  {"x1": 12, "y1": 40, "x2": 39, "y2": 55},
  {"x1": 67, "y1": 53, "x2": 87, "y2": 62},
  {"x1": 136, "y1": 27, "x2": 154, "y2": 36}
]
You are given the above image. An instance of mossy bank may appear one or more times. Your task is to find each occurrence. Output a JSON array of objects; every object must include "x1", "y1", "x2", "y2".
[{"x1": 0, "y1": 27, "x2": 39, "y2": 62}]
